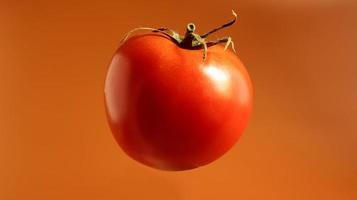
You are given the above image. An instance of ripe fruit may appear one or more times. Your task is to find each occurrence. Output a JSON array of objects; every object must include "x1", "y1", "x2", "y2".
[{"x1": 105, "y1": 11, "x2": 253, "y2": 170}]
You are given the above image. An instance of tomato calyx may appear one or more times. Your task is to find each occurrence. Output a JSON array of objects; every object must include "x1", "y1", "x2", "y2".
[{"x1": 121, "y1": 10, "x2": 238, "y2": 61}]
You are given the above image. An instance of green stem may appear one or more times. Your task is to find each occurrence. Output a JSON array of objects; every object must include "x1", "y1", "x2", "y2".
[
  {"x1": 180, "y1": 23, "x2": 197, "y2": 49},
  {"x1": 200, "y1": 10, "x2": 237, "y2": 38}
]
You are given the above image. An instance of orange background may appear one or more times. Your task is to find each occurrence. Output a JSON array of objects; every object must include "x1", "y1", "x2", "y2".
[{"x1": 1, "y1": 0, "x2": 356, "y2": 199}]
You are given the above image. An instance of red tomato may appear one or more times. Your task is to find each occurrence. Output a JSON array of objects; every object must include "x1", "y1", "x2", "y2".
[{"x1": 104, "y1": 34, "x2": 253, "y2": 170}]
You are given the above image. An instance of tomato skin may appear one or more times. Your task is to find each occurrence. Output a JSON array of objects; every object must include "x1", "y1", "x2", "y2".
[{"x1": 105, "y1": 34, "x2": 253, "y2": 170}]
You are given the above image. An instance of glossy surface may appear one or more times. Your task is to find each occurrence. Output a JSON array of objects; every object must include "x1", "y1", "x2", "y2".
[{"x1": 105, "y1": 34, "x2": 253, "y2": 170}]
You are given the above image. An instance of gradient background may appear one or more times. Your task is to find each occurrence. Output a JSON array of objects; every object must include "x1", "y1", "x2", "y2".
[{"x1": 1, "y1": 0, "x2": 356, "y2": 199}]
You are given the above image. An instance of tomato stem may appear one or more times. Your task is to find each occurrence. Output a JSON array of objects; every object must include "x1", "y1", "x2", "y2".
[
  {"x1": 200, "y1": 10, "x2": 237, "y2": 38},
  {"x1": 178, "y1": 10, "x2": 237, "y2": 60},
  {"x1": 120, "y1": 10, "x2": 238, "y2": 61}
]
